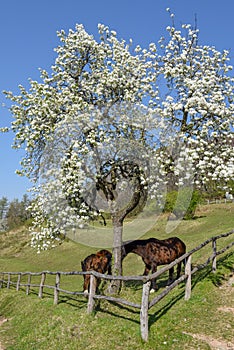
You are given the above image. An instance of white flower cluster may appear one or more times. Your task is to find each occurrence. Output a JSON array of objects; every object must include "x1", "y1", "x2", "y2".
[{"x1": 155, "y1": 14, "x2": 234, "y2": 186}]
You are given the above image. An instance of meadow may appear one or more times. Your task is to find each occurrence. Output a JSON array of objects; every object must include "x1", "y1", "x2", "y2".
[{"x1": 0, "y1": 203, "x2": 233, "y2": 350}]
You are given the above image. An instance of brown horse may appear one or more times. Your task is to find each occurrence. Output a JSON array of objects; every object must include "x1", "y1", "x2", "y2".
[
  {"x1": 121, "y1": 237, "x2": 186, "y2": 292},
  {"x1": 81, "y1": 249, "x2": 112, "y2": 295}
]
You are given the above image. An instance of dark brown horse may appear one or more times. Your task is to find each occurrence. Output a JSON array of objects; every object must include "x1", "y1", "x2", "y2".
[
  {"x1": 81, "y1": 249, "x2": 112, "y2": 294},
  {"x1": 121, "y1": 237, "x2": 186, "y2": 292}
]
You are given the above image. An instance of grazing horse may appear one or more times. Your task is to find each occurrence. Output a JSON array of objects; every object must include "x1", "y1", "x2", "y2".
[
  {"x1": 81, "y1": 249, "x2": 112, "y2": 295},
  {"x1": 121, "y1": 237, "x2": 186, "y2": 292}
]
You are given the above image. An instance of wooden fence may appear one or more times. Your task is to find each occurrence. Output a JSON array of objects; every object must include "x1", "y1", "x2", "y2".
[
  {"x1": 205, "y1": 198, "x2": 234, "y2": 205},
  {"x1": 1, "y1": 230, "x2": 234, "y2": 342}
]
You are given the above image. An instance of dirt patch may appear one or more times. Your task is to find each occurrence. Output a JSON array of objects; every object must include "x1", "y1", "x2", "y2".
[
  {"x1": 220, "y1": 272, "x2": 234, "y2": 288},
  {"x1": 0, "y1": 318, "x2": 8, "y2": 327},
  {"x1": 218, "y1": 273, "x2": 234, "y2": 311},
  {"x1": 183, "y1": 332, "x2": 234, "y2": 350},
  {"x1": 218, "y1": 306, "x2": 234, "y2": 314}
]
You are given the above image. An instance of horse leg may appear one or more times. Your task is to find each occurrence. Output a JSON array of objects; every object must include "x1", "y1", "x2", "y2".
[
  {"x1": 143, "y1": 264, "x2": 151, "y2": 276},
  {"x1": 167, "y1": 266, "x2": 174, "y2": 285},
  {"x1": 176, "y1": 262, "x2": 182, "y2": 279},
  {"x1": 96, "y1": 277, "x2": 101, "y2": 294},
  {"x1": 108, "y1": 264, "x2": 112, "y2": 275},
  {"x1": 83, "y1": 275, "x2": 90, "y2": 296},
  {"x1": 150, "y1": 265, "x2": 158, "y2": 293}
]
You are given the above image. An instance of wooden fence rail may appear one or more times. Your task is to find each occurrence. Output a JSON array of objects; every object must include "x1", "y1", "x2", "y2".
[
  {"x1": 0, "y1": 230, "x2": 233, "y2": 342},
  {"x1": 205, "y1": 198, "x2": 234, "y2": 205}
]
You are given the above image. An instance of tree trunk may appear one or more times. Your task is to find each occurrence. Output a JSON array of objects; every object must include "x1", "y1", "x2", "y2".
[
  {"x1": 107, "y1": 215, "x2": 123, "y2": 294},
  {"x1": 103, "y1": 163, "x2": 148, "y2": 294}
]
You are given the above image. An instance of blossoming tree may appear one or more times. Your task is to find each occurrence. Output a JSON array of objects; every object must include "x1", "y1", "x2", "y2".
[
  {"x1": 2, "y1": 11, "x2": 234, "y2": 293},
  {"x1": 156, "y1": 16, "x2": 234, "y2": 191}
]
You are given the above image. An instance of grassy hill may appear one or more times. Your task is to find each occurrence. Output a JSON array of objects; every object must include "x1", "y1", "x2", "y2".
[{"x1": 0, "y1": 203, "x2": 233, "y2": 349}]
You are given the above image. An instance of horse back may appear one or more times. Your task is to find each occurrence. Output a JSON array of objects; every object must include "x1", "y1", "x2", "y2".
[
  {"x1": 81, "y1": 250, "x2": 112, "y2": 274},
  {"x1": 144, "y1": 237, "x2": 186, "y2": 265},
  {"x1": 163, "y1": 237, "x2": 186, "y2": 255}
]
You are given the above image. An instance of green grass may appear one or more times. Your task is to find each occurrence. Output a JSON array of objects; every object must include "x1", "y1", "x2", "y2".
[{"x1": 0, "y1": 203, "x2": 234, "y2": 349}]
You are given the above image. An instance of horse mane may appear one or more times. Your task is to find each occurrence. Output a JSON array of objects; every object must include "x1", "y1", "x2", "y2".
[{"x1": 96, "y1": 249, "x2": 112, "y2": 260}]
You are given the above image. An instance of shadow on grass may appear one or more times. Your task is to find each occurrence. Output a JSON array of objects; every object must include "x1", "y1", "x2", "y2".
[
  {"x1": 123, "y1": 275, "x2": 171, "y2": 292},
  {"x1": 189, "y1": 215, "x2": 207, "y2": 220},
  {"x1": 148, "y1": 252, "x2": 234, "y2": 329},
  {"x1": 96, "y1": 302, "x2": 140, "y2": 325},
  {"x1": 208, "y1": 251, "x2": 234, "y2": 286},
  {"x1": 148, "y1": 267, "x2": 210, "y2": 329},
  {"x1": 216, "y1": 251, "x2": 234, "y2": 272},
  {"x1": 58, "y1": 295, "x2": 87, "y2": 308},
  {"x1": 14, "y1": 287, "x2": 88, "y2": 309}
]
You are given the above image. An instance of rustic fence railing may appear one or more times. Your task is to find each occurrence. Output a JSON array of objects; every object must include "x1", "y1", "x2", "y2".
[{"x1": 0, "y1": 230, "x2": 233, "y2": 341}]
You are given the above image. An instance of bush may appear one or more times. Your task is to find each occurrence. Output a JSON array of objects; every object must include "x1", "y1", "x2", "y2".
[{"x1": 164, "y1": 188, "x2": 201, "y2": 220}]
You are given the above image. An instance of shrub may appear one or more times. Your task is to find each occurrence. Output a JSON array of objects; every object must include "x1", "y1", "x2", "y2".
[{"x1": 164, "y1": 188, "x2": 201, "y2": 220}]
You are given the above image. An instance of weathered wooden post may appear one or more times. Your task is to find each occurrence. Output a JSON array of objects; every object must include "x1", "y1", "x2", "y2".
[
  {"x1": 140, "y1": 280, "x2": 151, "y2": 342},
  {"x1": 26, "y1": 274, "x2": 31, "y2": 295},
  {"x1": 16, "y1": 273, "x2": 21, "y2": 291},
  {"x1": 212, "y1": 238, "x2": 217, "y2": 273},
  {"x1": 87, "y1": 274, "x2": 97, "y2": 314},
  {"x1": 38, "y1": 272, "x2": 46, "y2": 298},
  {"x1": 7, "y1": 273, "x2": 11, "y2": 289},
  {"x1": 185, "y1": 255, "x2": 192, "y2": 301},
  {"x1": 54, "y1": 272, "x2": 60, "y2": 305}
]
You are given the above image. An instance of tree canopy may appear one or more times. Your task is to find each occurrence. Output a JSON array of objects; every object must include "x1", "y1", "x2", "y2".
[{"x1": 2, "y1": 10, "x2": 234, "y2": 260}]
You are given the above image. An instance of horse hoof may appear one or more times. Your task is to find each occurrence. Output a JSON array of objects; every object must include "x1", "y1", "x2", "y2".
[
  {"x1": 84, "y1": 290, "x2": 89, "y2": 297},
  {"x1": 150, "y1": 288, "x2": 156, "y2": 294}
]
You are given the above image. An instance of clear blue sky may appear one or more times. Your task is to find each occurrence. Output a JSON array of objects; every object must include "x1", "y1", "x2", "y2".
[{"x1": 1, "y1": 0, "x2": 234, "y2": 200}]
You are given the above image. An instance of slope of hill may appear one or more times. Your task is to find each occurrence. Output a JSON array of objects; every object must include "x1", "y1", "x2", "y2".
[{"x1": 0, "y1": 203, "x2": 233, "y2": 349}]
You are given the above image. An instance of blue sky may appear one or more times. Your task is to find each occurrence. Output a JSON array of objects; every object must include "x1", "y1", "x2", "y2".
[{"x1": 1, "y1": 0, "x2": 234, "y2": 200}]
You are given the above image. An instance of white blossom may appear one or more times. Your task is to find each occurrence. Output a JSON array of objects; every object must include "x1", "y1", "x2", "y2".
[{"x1": 2, "y1": 17, "x2": 234, "y2": 251}]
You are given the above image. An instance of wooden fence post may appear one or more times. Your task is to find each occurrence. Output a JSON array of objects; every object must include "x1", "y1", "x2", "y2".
[
  {"x1": 185, "y1": 255, "x2": 192, "y2": 301},
  {"x1": 54, "y1": 273, "x2": 60, "y2": 305},
  {"x1": 87, "y1": 274, "x2": 97, "y2": 314},
  {"x1": 7, "y1": 273, "x2": 11, "y2": 289},
  {"x1": 212, "y1": 238, "x2": 217, "y2": 273},
  {"x1": 26, "y1": 274, "x2": 31, "y2": 295},
  {"x1": 16, "y1": 273, "x2": 21, "y2": 291},
  {"x1": 38, "y1": 272, "x2": 46, "y2": 298},
  {"x1": 140, "y1": 280, "x2": 151, "y2": 342}
]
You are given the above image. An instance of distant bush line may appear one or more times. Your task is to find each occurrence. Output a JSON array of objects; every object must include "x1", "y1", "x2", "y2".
[{"x1": 0, "y1": 194, "x2": 31, "y2": 232}]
